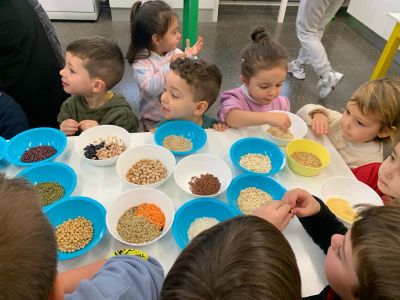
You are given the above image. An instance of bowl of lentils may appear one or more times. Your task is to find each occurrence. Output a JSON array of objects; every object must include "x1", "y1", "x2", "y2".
[
  {"x1": 230, "y1": 137, "x2": 286, "y2": 176},
  {"x1": 16, "y1": 162, "x2": 77, "y2": 210},
  {"x1": 106, "y1": 188, "x2": 175, "y2": 247},
  {"x1": 154, "y1": 120, "x2": 207, "y2": 155},
  {"x1": 227, "y1": 173, "x2": 287, "y2": 216},
  {"x1": 44, "y1": 196, "x2": 106, "y2": 261},
  {"x1": 5, "y1": 127, "x2": 67, "y2": 167},
  {"x1": 74, "y1": 125, "x2": 130, "y2": 167}
]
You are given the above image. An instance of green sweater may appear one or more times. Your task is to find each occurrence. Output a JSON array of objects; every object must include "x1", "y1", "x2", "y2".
[{"x1": 57, "y1": 93, "x2": 139, "y2": 133}]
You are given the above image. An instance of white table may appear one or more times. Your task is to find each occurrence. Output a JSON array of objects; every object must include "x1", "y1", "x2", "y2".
[{"x1": 0, "y1": 126, "x2": 354, "y2": 297}]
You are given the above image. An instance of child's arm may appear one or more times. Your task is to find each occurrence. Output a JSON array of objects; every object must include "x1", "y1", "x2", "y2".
[
  {"x1": 253, "y1": 200, "x2": 294, "y2": 231},
  {"x1": 60, "y1": 119, "x2": 79, "y2": 136},
  {"x1": 57, "y1": 96, "x2": 80, "y2": 136},
  {"x1": 225, "y1": 110, "x2": 291, "y2": 130},
  {"x1": 212, "y1": 122, "x2": 229, "y2": 131},
  {"x1": 297, "y1": 104, "x2": 341, "y2": 135},
  {"x1": 185, "y1": 36, "x2": 203, "y2": 57},
  {"x1": 78, "y1": 120, "x2": 99, "y2": 132}
]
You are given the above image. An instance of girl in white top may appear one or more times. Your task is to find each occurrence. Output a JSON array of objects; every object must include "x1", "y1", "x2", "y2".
[
  {"x1": 297, "y1": 78, "x2": 400, "y2": 169},
  {"x1": 126, "y1": 0, "x2": 203, "y2": 130}
]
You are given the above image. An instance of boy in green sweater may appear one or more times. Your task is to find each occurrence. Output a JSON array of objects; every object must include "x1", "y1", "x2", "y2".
[{"x1": 57, "y1": 36, "x2": 138, "y2": 135}]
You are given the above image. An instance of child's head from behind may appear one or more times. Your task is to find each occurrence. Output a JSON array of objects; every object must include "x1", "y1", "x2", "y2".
[
  {"x1": 0, "y1": 175, "x2": 57, "y2": 299},
  {"x1": 161, "y1": 58, "x2": 222, "y2": 122},
  {"x1": 60, "y1": 36, "x2": 124, "y2": 95},
  {"x1": 240, "y1": 26, "x2": 288, "y2": 105},
  {"x1": 127, "y1": 0, "x2": 180, "y2": 64},
  {"x1": 161, "y1": 216, "x2": 301, "y2": 300},
  {"x1": 341, "y1": 78, "x2": 400, "y2": 144},
  {"x1": 325, "y1": 204, "x2": 400, "y2": 299}
]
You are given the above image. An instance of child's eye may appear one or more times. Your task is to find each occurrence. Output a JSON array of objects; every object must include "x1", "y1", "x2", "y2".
[{"x1": 356, "y1": 120, "x2": 365, "y2": 127}]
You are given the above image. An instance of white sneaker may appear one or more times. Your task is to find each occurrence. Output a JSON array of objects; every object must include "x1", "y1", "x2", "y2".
[
  {"x1": 288, "y1": 60, "x2": 306, "y2": 80},
  {"x1": 318, "y1": 71, "x2": 344, "y2": 99}
]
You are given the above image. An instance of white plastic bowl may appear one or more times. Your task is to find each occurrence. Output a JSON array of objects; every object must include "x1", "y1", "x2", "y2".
[
  {"x1": 116, "y1": 144, "x2": 176, "y2": 188},
  {"x1": 261, "y1": 111, "x2": 308, "y2": 146},
  {"x1": 174, "y1": 154, "x2": 232, "y2": 198},
  {"x1": 321, "y1": 176, "x2": 383, "y2": 227},
  {"x1": 74, "y1": 125, "x2": 130, "y2": 167},
  {"x1": 106, "y1": 188, "x2": 175, "y2": 247}
]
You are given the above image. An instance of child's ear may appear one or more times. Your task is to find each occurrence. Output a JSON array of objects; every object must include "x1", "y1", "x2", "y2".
[
  {"x1": 194, "y1": 100, "x2": 208, "y2": 116},
  {"x1": 92, "y1": 79, "x2": 106, "y2": 93},
  {"x1": 240, "y1": 74, "x2": 249, "y2": 86},
  {"x1": 152, "y1": 34, "x2": 162, "y2": 47},
  {"x1": 378, "y1": 126, "x2": 395, "y2": 139}
]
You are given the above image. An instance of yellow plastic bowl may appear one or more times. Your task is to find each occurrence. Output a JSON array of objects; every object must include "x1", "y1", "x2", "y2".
[{"x1": 286, "y1": 139, "x2": 330, "y2": 176}]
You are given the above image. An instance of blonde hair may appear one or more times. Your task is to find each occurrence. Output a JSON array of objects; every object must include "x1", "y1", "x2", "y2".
[{"x1": 349, "y1": 78, "x2": 400, "y2": 142}]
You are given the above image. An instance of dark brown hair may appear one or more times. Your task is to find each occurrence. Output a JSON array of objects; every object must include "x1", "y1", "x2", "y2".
[
  {"x1": 170, "y1": 58, "x2": 222, "y2": 109},
  {"x1": 161, "y1": 216, "x2": 301, "y2": 300},
  {"x1": 67, "y1": 36, "x2": 125, "y2": 90},
  {"x1": 351, "y1": 204, "x2": 400, "y2": 299},
  {"x1": 0, "y1": 174, "x2": 57, "y2": 299},
  {"x1": 127, "y1": 0, "x2": 177, "y2": 64},
  {"x1": 241, "y1": 26, "x2": 288, "y2": 79}
]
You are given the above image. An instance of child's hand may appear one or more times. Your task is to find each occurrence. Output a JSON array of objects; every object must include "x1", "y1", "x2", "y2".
[
  {"x1": 78, "y1": 120, "x2": 99, "y2": 132},
  {"x1": 253, "y1": 201, "x2": 294, "y2": 231},
  {"x1": 171, "y1": 52, "x2": 186, "y2": 62},
  {"x1": 213, "y1": 122, "x2": 229, "y2": 132},
  {"x1": 311, "y1": 112, "x2": 329, "y2": 135},
  {"x1": 185, "y1": 36, "x2": 203, "y2": 58},
  {"x1": 265, "y1": 112, "x2": 291, "y2": 130},
  {"x1": 60, "y1": 119, "x2": 79, "y2": 136},
  {"x1": 282, "y1": 188, "x2": 321, "y2": 218}
]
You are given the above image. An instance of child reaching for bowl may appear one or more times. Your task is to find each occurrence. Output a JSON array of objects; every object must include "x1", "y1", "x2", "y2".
[
  {"x1": 297, "y1": 78, "x2": 400, "y2": 171},
  {"x1": 217, "y1": 26, "x2": 291, "y2": 130}
]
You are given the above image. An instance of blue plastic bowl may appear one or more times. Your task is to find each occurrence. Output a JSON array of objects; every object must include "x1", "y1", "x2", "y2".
[
  {"x1": 227, "y1": 173, "x2": 287, "y2": 216},
  {"x1": 154, "y1": 120, "x2": 207, "y2": 155},
  {"x1": 16, "y1": 162, "x2": 77, "y2": 210},
  {"x1": 44, "y1": 196, "x2": 106, "y2": 261},
  {"x1": 5, "y1": 127, "x2": 67, "y2": 167},
  {"x1": 173, "y1": 197, "x2": 234, "y2": 249},
  {"x1": 230, "y1": 137, "x2": 286, "y2": 176},
  {"x1": 0, "y1": 136, "x2": 7, "y2": 161}
]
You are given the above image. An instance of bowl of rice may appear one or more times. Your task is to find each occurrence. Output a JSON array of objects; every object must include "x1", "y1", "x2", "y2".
[
  {"x1": 172, "y1": 197, "x2": 234, "y2": 249},
  {"x1": 106, "y1": 188, "x2": 175, "y2": 247},
  {"x1": 227, "y1": 173, "x2": 287, "y2": 215},
  {"x1": 230, "y1": 137, "x2": 286, "y2": 176},
  {"x1": 154, "y1": 120, "x2": 207, "y2": 155},
  {"x1": 261, "y1": 111, "x2": 308, "y2": 147}
]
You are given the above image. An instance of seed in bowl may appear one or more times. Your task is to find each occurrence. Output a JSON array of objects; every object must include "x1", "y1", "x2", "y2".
[
  {"x1": 126, "y1": 159, "x2": 167, "y2": 185},
  {"x1": 55, "y1": 216, "x2": 93, "y2": 253},
  {"x1": 291, "y1": 151, "x2": 322, "y2": 168},
  {"x1": 267, "y1": 127, "x2": 294, "y2": 139},
  {"x1": 239, "y1": 153, "x2": 272, "y2": 173},
  {"x1": 33, "y1": 182, "x2": 65, "y2": 206},
  {"x1": 163, "y1": 135, "x2": 193, "y2": 152},
  {"x1": 188, "y1": 217, "x2": 219, "y2": 241},
  {"x1": 326, "y1": 197, "x2": 358, "y2": 224},
  {"x1": 189, "y1": 173, "x2": 221, "y2": 195},
  {"x1": 21, "y1": 145, "x2": 57, "y2": 163},
  {"x1": 83, "y1": 136, "x2": 126, "y2": 160},
  {"x1": 237, "y1": 187, "x2": 273, "y2": 215}
]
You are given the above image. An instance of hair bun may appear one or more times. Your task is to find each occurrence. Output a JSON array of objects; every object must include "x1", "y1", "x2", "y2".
[{"x1": 251, "y1": 27, "x2": 270, "y2": 43}]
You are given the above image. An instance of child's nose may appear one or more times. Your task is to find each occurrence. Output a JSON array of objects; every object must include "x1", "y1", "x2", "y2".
[{"x1": 59, "y1": 68, "x2": 65, "y2": 76}]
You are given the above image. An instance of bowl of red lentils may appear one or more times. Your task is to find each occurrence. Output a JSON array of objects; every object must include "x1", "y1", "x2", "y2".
[
  {"x1": 106, "y1": 188, "x2": 175, "y2": 247},
  {"x1": 5, "y1": 127, "x2": 67, "y2": 167}
]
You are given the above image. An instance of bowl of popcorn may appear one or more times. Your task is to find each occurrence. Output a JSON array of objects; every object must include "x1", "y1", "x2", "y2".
[
  {"x1": 74, "y1": 125, "x2": 130, "y2": 167},
  {"x1": 172, "y1": 197, "x2": 235, "y2": 249},
  {"x1": 230, "y1": 137, "x2": 286, "y2": 176},
  {"x1": 154, "y1": 120, "x2": 207, "y2": 155},
  {"x1": 173, "y1": 154, "x2": 232, "y2": 198},
  {"x1": 321, "y1": 176, "x2": 383, "y2": 227},
  {"x1": 227, "y1": 173, "x2": 287, "y2": 216},
  {"x1": 116, "y1": 144, "x2": 176, "y2": 188},
  {"x1": 44, "y1": 196, "x2": 106, "y2": 261},
  {"x1": 261, "y1": 111, "x2": 308, "y2": 147},
  {"x1": 106, "y1": 188, "x2": 175, "y2": 247},
  {"x1": 286, "y1": 139, "x2": 330, "y2": 176}
]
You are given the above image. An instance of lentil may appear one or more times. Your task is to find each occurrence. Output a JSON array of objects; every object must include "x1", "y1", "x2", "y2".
[
  {"x1": 188, "y1": 217, "x2": 219, "y2": 241},
  {"x1": 33, "y1": 182, "x2": 65, "y2": 206},
  {"x1": 267, "y1": 127, "x2": 294, "y2": 139},
  {"x1": 126, "y1": 159, "x2": 167, "y2": 185},
  {"x1": 56, "y1": 216, "x2": 93, "y2": 253},
  {"x1": 291, "y1": 151, "x2": 322, "y2": 168},
  {"x1": 239, "y1": 153, "x2": 272, "y2": 173},
  {"x1": 237, "y1": 187, "x2": 273, "y2": 215},
  {"x1": 21, "y1": 145, "x2": 57, "y2": 163},
  {"x1": 163, "y1": 135, "x2": 193, "y2": 152},
  {"x1": 134, "y1": 203, "x2": 165, "y2": 230},
  {"x1": 189, "y1": 173, "x2": 221, "y2": 195},
  {"x1": 84, "y1": 136, "x2": 126, "y2": 160}
]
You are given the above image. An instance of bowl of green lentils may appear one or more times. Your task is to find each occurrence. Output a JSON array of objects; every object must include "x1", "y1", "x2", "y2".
[{"x1": 16, "y1": 162, "x2": 77, "y2": 210}]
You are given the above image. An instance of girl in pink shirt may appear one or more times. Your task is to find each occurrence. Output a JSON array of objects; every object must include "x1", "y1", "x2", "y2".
[{"x1": 218, "y1": 27, "x2": 291, "y2": 129}]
